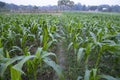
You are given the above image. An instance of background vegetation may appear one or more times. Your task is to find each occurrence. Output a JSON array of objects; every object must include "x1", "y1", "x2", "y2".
[{"x1": 0, "y1": 1, "x2": 120, "y2": 13}]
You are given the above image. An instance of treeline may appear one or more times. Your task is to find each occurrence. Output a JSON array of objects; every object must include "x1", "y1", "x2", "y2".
[
  {"x1": 0, "y1": 1, "x2": 120, "y2": 13},
  {"x1": 73, "y1": 3, "x2": 120, "y2": 12}
]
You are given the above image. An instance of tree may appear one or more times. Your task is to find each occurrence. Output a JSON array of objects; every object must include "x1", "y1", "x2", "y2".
[
  {"x1": 82, "y1": 5, "x2": 86, "y2": 11},
  {"x1": 58, "y1": 0, "x2": 74, "y2": 10},
  {"x1": 33, "y1": 6, "x2": 38, "y2": 10},
  {"x1": 67, "y1": 1, "x2": 74, "y2": 8},
  {"x1": 88, "y1": 6, "x2": 98, "y2": 11},
  {"x1": 73, "y1": 3, "x2": 82, "y2": 10},
  {"x1": 0, "y1": 1, "x2": 5, "y2": 8}
]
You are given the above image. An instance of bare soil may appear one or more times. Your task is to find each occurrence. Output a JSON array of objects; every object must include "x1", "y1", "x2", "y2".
[{"x1": 54, "y1": 42, "x2": 66, "y2": 80}]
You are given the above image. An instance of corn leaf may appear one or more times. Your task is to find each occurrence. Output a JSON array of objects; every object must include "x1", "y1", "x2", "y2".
[
  {"x1": 44, "y1": 57, "x2": 65, "y2": 80},
  {"x1": 77, "y1": 48, "x2": 84, "y2": 63},
  {"x1": 13, "y1": 55, "x2": 35, "y2": 74},
  {"x1": 0, "y1": 56, "x2": 23, "y2": 77}
]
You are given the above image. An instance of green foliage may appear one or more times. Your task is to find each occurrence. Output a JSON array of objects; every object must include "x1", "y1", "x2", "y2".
[
  {"x1": 0, "y1": 14, "x2": 64, "y2": 80},
  {"x1": 0, "y1": 12, "x2": 120, "y2": 80},
  {"x1": 11, "y1": 67, "x2": 22, "y2": 80},
  {"x1": 62, "y1": 12, "x2": 120, "y2": 80}
]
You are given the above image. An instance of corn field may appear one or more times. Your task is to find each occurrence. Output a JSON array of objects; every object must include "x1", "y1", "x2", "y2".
[{"x1": 0, "y1": 12, "x2": 120, "y2": 80}]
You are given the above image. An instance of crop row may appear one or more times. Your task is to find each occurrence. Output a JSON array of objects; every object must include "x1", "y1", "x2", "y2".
[{"x1": 0, "y1": 13, "x2": 120, "y2": 80}]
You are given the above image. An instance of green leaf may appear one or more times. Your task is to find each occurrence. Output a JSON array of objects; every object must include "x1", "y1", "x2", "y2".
[
  {"x1": 0, "y1": 56, "x2": 23, "y2": 77},
  {"x1": 0, "y1": 48, "x2": 4, "y2": 59},
  {"x1": 92, "y1": 69, "x2": 97, "y2": 80},
  {"x1": 77, "y1": 76, "x2": 83, "y2": 80},
  {"x1": 68, "y1": 42, "x2": 73, "y2": 50},
  {"x1": 42, "y1": 52, "x2": 57, "y2": 59},
  {"x1": 42, "y1": 25, "x2": 49, "y2": 50},
  {"x1": 84, "y1": 69, "x2": 91, "y2": 80},
  {"x1": 85, "y1": 43, "x2": 92, "y2": 61},
  {"x1": 44, "y1": 58, "x2": 65, "y2": 80},
  {"x1": 13, "y1": 55, "x2": 35, "y2": 74},
  {"x1": 0, "y1": 38, "x2": 2, "y2": 48},
  {"x1": 35, "y1": 48, "x2": 42, "y2": 58},
  {"x1": 100, "y1": 75, "x2": 119, "y2": 80},
  {"x1": 46, "y1": 39, "x2": 57, "y2": 50},
  {"x1": 77, "y1": 48, "x2": 84, "y2": 63},
  {"x1": 9, "y1": 46, "x2": 23, "y2": 53},
  {"x1": 90, "y1": 32, "x2": 96, "y2": 43},
  {"x1": 11, "y1": 67, "x2": 22, "y2": 80}
]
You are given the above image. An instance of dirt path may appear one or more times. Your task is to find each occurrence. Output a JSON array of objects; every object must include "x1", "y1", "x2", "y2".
[
  {"x1": 54, "y1": 42, "x2": 66, "y2": 80},
  {"x1": 57, "y1": 43, "x2": 66, "y2": 70}
]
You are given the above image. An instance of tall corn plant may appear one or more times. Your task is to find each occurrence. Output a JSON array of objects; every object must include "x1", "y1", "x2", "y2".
[
  {"x1": 41, "y1": 20, "x2": 57, "y2": 51},
  {"x1": 77, "y1": 68, "x2": 119, "y2": 80},
  {"x1": 61, "y1": 13, "x2": 120, "y2": 80},
  {"x1": 0, "y1": 47, "x2": 64, "y2": 80}
]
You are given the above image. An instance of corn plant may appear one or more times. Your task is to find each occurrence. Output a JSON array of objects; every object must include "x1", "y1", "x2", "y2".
[
  {"x1": 0, "y1": 47, "x2": 64, "y2": 80},
  {"x1": 0, "y1": 12, "x2": 120, "y2": 80},
  {"x1": 61, "y1": 12, "x2": 120, "y2": 80}
]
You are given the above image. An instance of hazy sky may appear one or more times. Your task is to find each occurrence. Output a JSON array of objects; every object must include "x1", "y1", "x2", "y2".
[{"x1": 0, "y1": 0, "x2": 120, "y2": 6}]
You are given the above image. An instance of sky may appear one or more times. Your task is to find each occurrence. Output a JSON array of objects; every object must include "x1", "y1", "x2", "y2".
[{"x1": 0, "y1": 0, "x2": 120, "y2": 6}]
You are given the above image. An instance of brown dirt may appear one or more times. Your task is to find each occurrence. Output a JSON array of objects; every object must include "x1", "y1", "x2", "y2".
[{"x1": 54, "y1": 42, "x2": 66, "y2": 80}]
